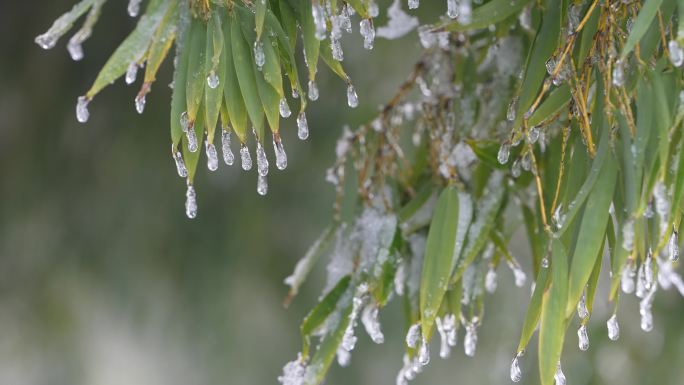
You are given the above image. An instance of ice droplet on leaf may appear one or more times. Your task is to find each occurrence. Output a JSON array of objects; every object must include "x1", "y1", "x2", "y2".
[
  {"x1": 408, "y1": 0, "x2": 420, "y2": 9},
  {"x1": 76, "y1": 96, "x2": 90, "y2": 123},
  {"x1": 406, "y1": 323, "x2": 421, "y2": 348},
  {"x1": 185, "y1": 184, "x2": 197, "y2": 219},
  {"x1": 257, "y1": 174, "x2": 268, "y2": 196},
  {"x1": 240, "y1": 144, "x2": 253, "y2": 171},
  {"x1": 186, "y1": 126, "x2": 198, "y2": 152},
  {"x1": 607, "y1": 314, "x2": 620, "y2": 341},
  {"x1": 510, "y1": 354, "x2": 522, "y2": 382},
  {"x1": 279, "y1": 98, "x2": 292, "y2": 118},
  {"x1": 207, "y1": 70, "x2": 219, "y2": 89},
  {"x1": 497, "y1": 142, "x2": 510, "y2": 164},
  {"x1": 127, "y1": 0, "x2": 142, "y2": 17},
  {"x1": 134, "y1": 94, "x2": 146, "y2": 114},
  {"x1": 256, "y1": 141, "x2": 269, "y2": 176},
  {"x1": 577, "y1": 324, "x2": 589, "y2": 351},
  {"x1": 297, "y1": 112, "x2": 309, "y2": 140},
  {"x1": 554, "y1": 361, "x2": 566, "y2": 385},
  {"x1": 205, "y1": 140, "x2": 218, "y2": 171},
  {"x1": 221, "y1": 129, "x2": 234, "y2": 166},
  {"x1": 347, "y1": 84, "x2": 359, "y2": 108},
  {"x1": 173, "y1": 150, "x2": 188, "y2": 178}
]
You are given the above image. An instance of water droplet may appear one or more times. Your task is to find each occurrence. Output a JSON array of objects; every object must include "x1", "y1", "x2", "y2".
[
  {"x1": 446, "y1": 0, "x2": 458, "y2": 18},
  {"x1": 359, "y1": 19, "x2": 375, "y2": 50},
  {"x1": 185, "y1": 184, "x2": 197, "y2": 219},
  {"x1": 312, "y1": 3, "x2": 327, "y2": 40},
  {"x1": 497, "y1": 142, "x2": 511, "y2": 164},
  {"x1": 464, "y1": 322, "x2": 478, "y2": 357},
  {"x1": 297, "y1": 112, "x2": 309, "y2": 140},
  {"x1": 257, "y1": 174, "x2": 268, "y2": 196},
  {"x1": 541, "y1": 257, "x2": 549, "y2": 269},
  {"x1": 206, "y1": 140, "x2": 218, "y2": 171},
  {"x1": 127, "y1": 0, "x2": 142, "y2": 17},
  {"x1": 76, "y1": 96, "x2": 90, "y2": 123},
  {"x1": 273, "y1": 134, "x2": 288, "y2": 170},
  {"x1": 35, "y1": 32, "x2": 59, "y2": 50},
  {"x1": 577, "y1": 291, "x2": 589, "y2": 320},
  {"x1": 207, "y1": 70, "x2": 219, "y2": 88},
  {"x1": 279, "y1": 98, "x2": 292, "y2": 118},
  {"x1": 256, "y1": 141, "x2": 269, "y2": 176},
  {"x1": 669, "y1": 40, "x2": 684, "y2": 67},
  {"x1": 172, "y1": 150, "x2": 188, "y2": 178},
  {"x1": 406, "y1": 323, "x2": 420, "y2": 348},
  {"x1": 612, "y1": 59, "x2": 625, "y2": 87},
  {"x1": 347, "y1": 83, "x2": 358, "y2": 108},
  {"x1": 125, "y1": 62, "x2": 139, "y2": 85},
  {"x1": 418, "y1": 338, "x2": 430, "y2": 365},
  {"x1": 669, "y1": 229, "x2": 679, "y2": 262},
  {"x1": 510, "y1": 354, "x2": 522, "y2": 382},
  {"x1": 607, "y1": 314, "x2": 619, "y2": 341},
  {"x1": 186, "y1": 125, "x2": 198, "y2": 152},
  {"x1": 554, "y1": 361, "x2": 566, "y2": 385},
  {"x1": 240, "y1": 143, "x2": 253, "y2": 171},
  {"x1": 67, "y1": 38, "x2": 83, "y2": 61},
  {"x1": 254, "y1": 40, "x2": 266, "y2": 71},
  {"x1": 134, "y1": 94, "x2": 146, "y2": 114},
  {"x1": 577, "y1": 324, "x2": 589, "y2": 351},
  {"x1": 180, "y1": 111, "x2": 190, "y2": 133},
  {"x1": 527, "y1": 126, "x2": 540, "y2": 144},
  {"x1": 221, "y1": 130, "x2": 234, "y2": 166},
  {"x1": 507, "y1": 98, "x2": 517, "y2": 121},
  {"x1": 308, "y1": 80, "x2": 319, "y2": 101},
  {"x1": 408, "y1": 0, "x2": 420, "y2": 9},
  {"x1": 485, "y1": 267, "x2": 497, "y2": 293},
  {"x1": 361, "y1": 304, "x2": 384, "y2": 344}
]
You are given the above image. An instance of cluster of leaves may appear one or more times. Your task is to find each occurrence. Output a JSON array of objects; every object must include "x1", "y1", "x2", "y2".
[{"x1": 282, "y1": 0, "x2": 684, "y2": 385}]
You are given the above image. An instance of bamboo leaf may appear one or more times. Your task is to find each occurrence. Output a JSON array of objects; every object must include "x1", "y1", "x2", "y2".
[
  {"x1": 300, "y1": 0, "x2": 320, "y2": 83},
  {"x1": 516, "y1": 258, "x2": 549, "y2": 352},
  {"x1": 300, "y1": 275, "x2": 351, "y2": 357},
  {"x1": 620, "y1": 0, "x2": 666, "y2": 59},
  {"x1": 440, "y1": 0, "x2": 533, "y2": 32},
  {"x1": 222, "y1": 14, "x2": 249, "y2": 143},
  {"x1": 527, "y1": 84, "x2": 571, "y2": 127},
  {"x1": 204, "y1": 11, "x2": 225, "y2": 143},
  {"x1": 170, "y1": 11, "x2": 191, "y2": 146},
  {"x1": 539, "y1": 239, "x2": 568, "y2": 385},
  {"x1": 255, "y1": 0, "x2": 267, "y2": 41},
  {"x1": 232, "y1": 11, "x2": 265, "y2": 138},
  {"x1": 185, "y1": 15, "x2": 207, "y2": 122},
  {"x1": 143, "y1": 0, "x2": 178, "y2": 83}
]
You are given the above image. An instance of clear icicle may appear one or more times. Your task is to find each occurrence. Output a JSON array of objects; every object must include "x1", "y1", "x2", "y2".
[
  {"x1": 254, "y1": 41, "x2": 265, "y2": 71},
  {"x1": 76, "y1": 96, "x2": 90, "y2": 123},
  {"x1": 507, "y1": 97, "x2": 517, "y2": 121},
  {"x1": 186, "y1": 126, "x2": 198, "y2": 152},
  {"x1": 406, "y1": 323, "x2": 421, "y2": 348},
  {"x1": 669, "y1": 40, "x2": 684, "y2": 67},
  {"x1": 221, "y1": 129, "x2": 234, "y2": 166},
  {"x1": 240, "y1": 144, "x2": 253, "y2": 171},
  {"x1": 607, "y1": 314, "x2": 620, "y2": 341},
  {"x1": 359, "y1": 19, "x2": 375, "y2": 50},
  {"x1": 279, "y1": 98, "x2": 292, "y2": 118},
  {"x1": 485, "y1": 267, "x2": 497, "y2": 293},
  {"x1": 447, "y1": 0, "x2": 458, "y2": 19},
  {"x1": 463, "y1": 322, "x2": 477, "y2": 357},
  {"x1": 331, "y1": 37, "x2": 344, "y2": 61},
  {"x1": 256, "y1": 141, "x2": 269, "y2": 176},
  {"x1": 206, "y1": 140, "x2": 219, "y2": 171},
  {"x1": 134, "y1": 94, "x2": 146, "y2": 114},
  {"x1": 180, "y1": 111, "x2": 190, "y2": 133},
  {"x1": 207, "y1": 70, "x2": 219, "y2": 88},
  {"x1": 577, "y1": 291, "x2": 589, "y2": 320},
  {"x1": 127, "y1": 0, "x2": 142, "y2": 17},
  {"x1": 67, "y1": 37, "x2": 84, "y2": 61},
  {"x1": 669, "y1": 229, "x2": 679, "y2": 262},
  {"x1": 347, "y1": 83, "x2": 359, "y2": 108},
  {"x1": 435, "y1": 317, "x2": 451, "y2": 359},
  {"x1": 621, "y1": 263, "x2": 636, "y2": 294},
  {"x1": 297, "y1": 112, "x2": 309, "y2": 140},
  {"x1": 554, "y1": 361, "x2": 566, "y2": 385},
  {"x1": 361, "y1": 304, "x2": 384, "y2": 344},
  {"x1": 612, "y1": 59, "x2": 625, "y2": 87},
  {"x1": 497, "y1": 142, "x2": 511, "y2": 164},
  {"x1": 257, "y1": 174, "x2": 268, "y2": 196},
  {"x1": 125, "y1": 62, "x2": 139, "y2": 85},
  {"x1": 273, "y1": 134, "x2": 288, "y2": 170},
  {"x1": 308, "y1": 80, "x2": 319, "y2": 101},
  {"x1": 173, "y1": 150, "x2": 188, "y2": 178},
  {"x1": 185, "y1": 184, "x2": 197, "y2": 219},
  {"x1": 510, "y1": 354, "x2": 522, "y2": 382},
  {"x1": 577, "y1": 324, "x2": 589, "y2": 351},
  {"x1": 408, "y1": 0, "x2": 420, "y2": 9},
  {"x1": 312, "y1": 2, "x2": 327, "y2": 40},
  {"x1": 418, "y1": 338, "x2": 430, "y2": 366}
]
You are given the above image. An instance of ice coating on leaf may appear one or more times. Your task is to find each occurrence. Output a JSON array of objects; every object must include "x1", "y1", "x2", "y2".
[
  {"x1": 312, "y1": 2, "x2": 327, "y2": 40},
  {"x1": 127, "y1": 0, "x2": 142, "y2": 17},
  {"x1": 669, "y1": 40, "x2": 684, "y2": 67},
  {"x1": 347, "y1": 84, "x2": 359, "y2": 108},
  {"x1": 417, "y1": 338, "x2": 430, "y2": 365},
  {"x1": 331, "y1": 37, "x2": 344, "y2": 61},
  {"x1": 279, "y1": 98, "x2": 292, "y2": 118},
  {"x1": 35, "y1": 0, "x2": 96, "y2": 50},
  {"x1": 512, "y1": 265, "x2": 527, "y2": 287},
  {"x1": 669, "y1": 230, "x2": 679, "y2": 262},
  {"x1": 173, "y1": 150, "x2": 188, "y2": 178},
  {"x1": 405, "y1": 323, "x2": 421, "y2": 348},
  {"x1": 336, "y1": 346, "x2": 351, "y2": 367},
  {"x1": 577, "y1": 324, "x2": 589, "y2": 351},
  {"x1": 497, "y1": 142, "x2": 510, "y2": 164},
  {"x1": 125, "y1": 62, "x2": 139, "y2": 85},
  {"x1": 277, "y1": 353, "x2": 307, "y2": 385},
  {"x1": 463, "y1": 320, "x2": 478, "y2": 357},
  {"x1": 206, "y1": 140, "x2": 218, "y2": 171},
  {"x1": 621, "y1": 263, "x2": 636, "y2": 293},
  {"x1": 180, "y1": 111, "x2": 190, "y2": 133},
  {"x1": 76, "y1": 96, "x2": 90, "y2": 123},
  {"x1": 607, "y1": 314, "x2": 620, "y2": 341},
  {"x1": 221, "y1": 129, "x2": 234, "y2": 166},
  {"x1": 377, "y1": 0, "x2": 419, "y2": 40},
  {"x1": 639, "y1": 282, "x2": 657, "y2": 332},
  {"x1": 256, "y1": 141, "x2": 269, "y2": 176},
  {"x1": 554, "y1": 361, "x2": 566, "y2": 385},
  {"x1": 186, "y1": 126, "x2": 198, "y2": 152},
  {"x1": 308, "y1": 80, "x2": 319, "y2": 101},
  {"x1": 456, "y1": 0, "x2": 472, "y2": 24},
  {"x1": 527, "y1": 126, "x2": 540, "y2": 144},
  {"x1": 273, "y1": 135, "x2": 288, "y2": 171},
  {"x1": 207, "y1": 70, "x2": 219, "y2": 89},
  {"x1": 348, "y1": 206, "x2": 398, "y2": 274},
  {"x1": 577, "y1": 291, "x2": 589, "y2": 319},
  {"x1": 359, "y1": 19, "x2": 375, "y2": 50},
  {"x1": 361, "y1": 303, "x2": 384, "y2": 344},
  {"x1": 622, "y1": 220, "x2": 634, "y2": 251},
  {"x1": 185, "y1": 184, "x2": 197, "y2": 219},
  {"x1": 435, "y1": 317, "x2": 451, "y2": 359},
  {"x1": 257, "y1": 174, "x2": 268, "y2": 196},
  {"x1": 408, "y1": 0, "x2": 420, "y2": 10},
  {"x1": 324, "y1": 225, "x2": 354, "y2": 292},
  {"x1": 240, "y1": 144, "x2": 253, "y2": 171},
  {"x1": 297, "y1": 112, "x2": 309, "y2": 140},
  {"x1": 510, "y1": 354, "x2": 522, "y2": 382},
  {"x1": 254, "y1": 40, "x2": 265, "y2": 71},
  {"x1": 447, "y1": 0, "x2": 458, "y2": 19},
  {"x1": 485, "y1": 267, "x2": 497, "y2": 293},
  {"x1": 612, "y1": 59, "x2": 625, "y2": 87}
]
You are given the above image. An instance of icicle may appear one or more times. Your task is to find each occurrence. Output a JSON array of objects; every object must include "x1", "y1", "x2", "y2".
[
  {"x1": 272, "y1": 134, "x2": 288, "y2": 171},
  {"x1": 185, "y1": 183, "x2": 197, "y2": 219},
  {"x1": 308, "y1": 80, "x2": 319, "y2": 101},
  {"x1": 312, "y1": 2, "x2": 327, "y2": 40},
  {"x1": 257, "y1": 174, "x2": 268, "y2": 196},
  {"x1": 669, "y1": 40, "x2": 684, "y2": 67},
  {"x1": 444, "y1": 313, "x2": 457, "y2": 346},
  {"x1": 240, "y1": 143, "x2": 253, "y2": 171},
  {"x1": 125, "y1": 62, "x2": 139, "y2": 85},
  {"x1": 254, "y1": 41, "x2": 265, "y2": 71},
  {"x1": 331, "y1": 38, "x2": 344, "y2": 61},
  {"x1": 359, "y1": 19, "x2": 376, "y2": 50},
  {"x1": 513, "y1": 266, "x2": 526, "y2": 287},
  {"x1": 612, "y1": 59, "x2": 625, "y2": 87},
  {"x1": 297, "y1": 112, "x2": 309, "y2": 140},
  {"x1": 463, "y1": 321, "x2": 478, "y2": 357},
  {"x1": 511, "y1": 159, "x2": 521, "y2": 178},
  {"x1": 418, "y1": 338, "x2": 430, "y2": 365},
  {"x1": 361, "y1": 304, "x2": 384, "y2": 344},
  {"x1": 510, "y1": 353, "x2": 522, "y2": 383},
  {"x1": 644, "y1": 252, "x2": 654, "y2": 290},
  {"x1": 545, "y1": 57, "x2": 556, "y2": 75},
  {"x1": 186, "y1": 125, "x2": 198, "y2": 152},
  {"x1": 607, "y1": 314, "x2": 620, "y2": 341},
  {"x1": 622, "y1": 220, "x2": 634, "y2": 251},
  {"x1": 457, "y1": 0, "x2": 472, "y2": 24},
  {"x1": 554, "y1": 361, "x2": 566, "y2": 385},
  {"x1": 277, "y1": 353, "x2": 307, "y2": 385},
  {"x1": 368, "y1": 0, "x2": 379, "y2": 17},
  {"x1": 447, "y1": 0, "x2": 458, "y2": 19},
  {"x1": 67, "y1": 36, "x2": 84, "y2": 61},
  {"x1": 405, "y1": 323, "x2": 421, "y2": 348},
  {"x1": 127, "y1": 0, "x2": 142, "y2": 17},
  {"x1": 527, "y1": 126, "x2": 540, "y2": 144},
  {"x1": 256, "y1": 141, "x2": 269, "y2": 176},
  {"x1": 485, "y1": 267, "x2": 497, "y2": 293},
  {"x1": 279, "y1": 98, "x2": 292, "y2": 118},
  {"x1": 180, "y1": 111, "x2": 190, "y2": 133},
  {"x1": 497, "y1": 142, "x2": 511, "y2": 164},
  {"x1": 207, "y1": 70, "x2": 219, "y2": 89},
  {"x1": 408, "y1": 0, "x2": 420, "y2": 10},
  {"x1": 435, "y1": 317, "x2": 451, "y2": 359},
  {"x1": 134, "y1": 94, "x2": 146, "y2": 114},
  {"x1": 336, "y1": 346, "x2": 351, "y2": 367},
  {"x1": 173, "y1": 150, "x2": 188, "y2": 178},
  {"x1": 221, "y1": 129, "x2": 234, "y2": 166},
  {"x1": 577, "y1": 324, "x2": 589, "y2": 351},
  {"x1": 577, "y1": 291, "x2": 589, "y2": 320},
  {"x1": 669, "y1": 229, "x2": 680, "y2": 262},
  {"x1": 621, "y1": 263, "x2": 636, "y2": 294},
  {"x1": 75, "y1": 96, "x2": 90, "y2": 123},
  {"x1": 639, "y1": 285, "x2": 656, "y2": 332},
  {"x1": 347, "y1": 83, "x2": 359, "y2": 108},
  {"x1": 507, "y1": 98, "x2": 517, "y2": 121},
  {"x1": 521, "y1": 151, "x2": 532, "y2": 171},
  {"x1": 636, "y1": 263, "x2": 646, "y2": 298},
  {"x1": 206, "y1": 140, "x2": 218, "y2": 171}
]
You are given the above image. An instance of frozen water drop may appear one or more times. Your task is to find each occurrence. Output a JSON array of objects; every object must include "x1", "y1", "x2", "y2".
[
  {"x1": 406, "y1": 323, "x2": 420, "y2": 348},
  {"x1": 134, "y1": 94, "x2": 146, "y2": 114},
  {"x1": 408, "y1": 0, "x2": 419, "y2": 9},
  {"x1": 297, "y1": 112, "x2": 309, "y2": 140},
  {"x1": 513, "y1": 266, "x2": 526, "y2": 287},
  {"x1": 359, "y1": 19, "x2": 375, "y2": 50},
  {"x1": 206, "y1": 140, "x2": 219, "y2": 171},
  {"x1": 418, "y1": 338, "x2": 430, "y2": 366},
  {"x1": 207, "y1": 70, "x2": 220, "y2": 88},
  {"x1": 67, "y1": 39, "x2": 83, "y2": 61},
  {"x1": 277, "y1": 354, "x2": 307, "y2": 385},
  {"x1": 669, "y1": 229, "x2": 679, "y2": 262},
  {"x1": 257, "y1": 174, "x2": 268, "y2": 196},
  {"x1": 510, "y1": 355, "x2": 522, "y2": 382},
  {"x1": 308, "y1": 80, "x2": 319, "y2": 101},
  {"x1": 240, "y1": 144, "x2": 253, "y2": 171},
  {"x1": 612, "y1": 59, "x2": 625, "y2": 87},
  {"x1": 577, "y1": 324, "x2": 589, "y2": 351},
  {"x1": 173, "y1": 150, "x2": 188, "y2": 178},
  {"x1": 541, "y1": 257, "x2": 549, "y2": 269},
  {"x1": 221, "y1": 130, "x2": 234, "y2": 166},
  {"x1": 312, "y1": 2, "x2": 327, "y2": 40},
  {"x1": 279, "y1": 98, "x2": 292, "y2": 118},
  {"x1": 447, "y1": 0, "x2": 458, "y2": 18},
  {"x1": 76, "y1": 96, "x2": 90, "y2": 123},
  {"x1": 669, "y1": 40, "x2": 684, "y2": 67},
  {"x1": 435, "y1": 317, "x2": 451, "y2": 359},
  {"x1": 273, "y1": 135, "x2": 288, "y2": 170},
  {"x1": 125, "y1": 62, "x2": 139, "y2": 85},
  {"x1": 361, "y1": 304, "x2": 384, "y2": 344},
  {"x1": 507, "y1": 98, "x2": 517, "y2": 121},
  {"x1": 254, "y1": 41, "x2": 265, "y2": 71},
  {"x1": 256, "y1": 141, "x2": 269, "y2": 176},
  {"x1": 186, "y1": 126, "x2": 198, "y2": 152},
  {"x1": 577, "y1": 291, "x2": 589, "y2": 320},
  {"x1": 180, "y1": 111, "x2": 190, "y2": 133},
  {"x1": 35, "y1": 32, "x2": 59, "y2": 50},
  {"x1": 347, "y1": 84, "x2": 359, "y2": 108},
  {"x1": 463, "y1": 322, "x2": 477, "y2": 357},
  {"x1": 185, "y1": 184, "x2": 197, "y2": 219},
  {"x1": 621, "y1": 263, "x2": 636, "y2": 294},
  {"x1": 128, "y1": 0, "x2": 142, "y2": 17},
  {"x1": 331, "y1": 38, "x2": 344, "y2": 61},
  {"x1": 554, "y1": 361, "x2": 566, "y2": 385},
  {"x1": 497, "y1": 142, "x2": 511, "y2": 164},
  {"x1": 485, "y1": 267, "x2": 497, "y2": 293},
  {"x1": 527, "y1": 126, "x2": 540, "y2": 144},
  {"x1": 607, "y1": 314, "x2": 619, "y2": 341}
]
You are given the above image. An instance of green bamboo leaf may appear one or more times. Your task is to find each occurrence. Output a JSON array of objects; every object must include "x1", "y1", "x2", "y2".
[
  {"x1": 278, "y1": 0, "x2": 298, "y2": 53},
  {"x1": 182, "y1": 104, "x2": 205, "y2": 182},
  {"x1": 584, "y1": 237, "x2": 604, "y2": 316},
  {"x1": 527, "y1": 84, "x2": 571, "y2": 127},
  {"x1": 300, "y1": 0, "x2": 320, "y2": 83},
  {"x1": 566, "y1": 147, "x2": 616, "y2": 317},
  {"x1": 255, "y1": 0, "x2": 267, "y2": 41},
  {"x1": 185, "y1": 16, "x2": 207, "y2": 123},
  {"x1": 232, "y1": 12, "x2": 265, "y2": 138},
  {"x1": 516, "y1": 258, "x2": 549, "y2": 352},
  {"x1": 170, "y1": 12, "x2": 192, "y2": 146},
  {"x1": 300, "y1": 275, "x2": 351, "y2": 357},
  {"x1": 420, "y1": 186, "x2": 461, "y2": 340},
  {"x1": 205, "y1": 11, "x2": 225, "y2": 144},
  {"x1": 398, "y1": 184, "x2": 435, "y2": 223},
  {"x1": 373, "y1": 231, "x2": 402, "y2": 307},
  {"x1": 264, "y1": 10, "x2": 302, "y2": 96},
  {"x1": 344, "y1": 0, "x2": 369, "y2": 18},
  {"x1": 35, "y1": 0, "x2": 102, "y2": 50},
  {"x1": 574, "y1": 2, "x2": 600, "y2": 68},
  {"x1": 320, "y1": 41, "x2": 348, "y2": 81},
  {"x1": 440, "y1": 0, "x2": 532, "y2": 32},
  {"x1": 466, "y1": 140, "x2": 520, "y2": 170},
  {"x1": 620, "y1": 0, "x2": 666, "y2": 59},
  {"x1": 222, "y1": 14, "x2": 249, "y2": 143},
  {"x1": 539, "y1": 239, "x2": 568, "y2": 385},
  {"x1": 85, "y1": 0, "x2": 169, "y2": 98},
  {"x1": 143, "y1": 0, "x2": 178, "y2": 84},
  {"x1": 261, "y1": 33, "x2": 285, "y2": 98}
]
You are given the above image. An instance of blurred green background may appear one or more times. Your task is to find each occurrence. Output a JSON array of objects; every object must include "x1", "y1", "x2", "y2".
[{"x1": 1, "y1": 1, "x2": 684, "y2": 384}]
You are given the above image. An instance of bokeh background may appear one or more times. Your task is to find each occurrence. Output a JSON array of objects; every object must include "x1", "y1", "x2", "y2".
[{"x1": 1, "y1": 1, "x2": 684, "y2": 384}]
